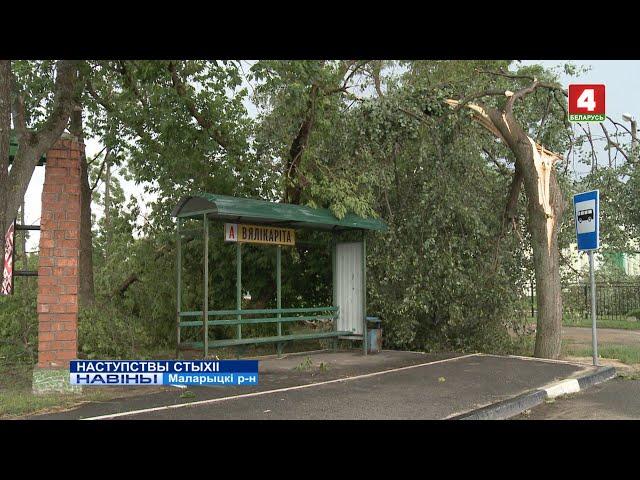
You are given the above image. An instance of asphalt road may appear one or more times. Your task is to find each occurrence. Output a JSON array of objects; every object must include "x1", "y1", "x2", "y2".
[
  {"x1": 30, "y1": 353, "x2": 589, "y2": 420},
  {"x1": 563, "y1": 326, "x2": 640, "y2": 346},
  {"x1": 518, "y1": 378, "x2": 640, "y2": 420}
]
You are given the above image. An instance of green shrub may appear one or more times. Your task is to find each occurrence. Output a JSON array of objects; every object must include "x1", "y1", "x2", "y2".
[
  {"x1": 0, "y1": 278, "x2": 38, "y2": 365},
  {"x1": 78, "y1": 304, "x2": 154, "y2": 359}
]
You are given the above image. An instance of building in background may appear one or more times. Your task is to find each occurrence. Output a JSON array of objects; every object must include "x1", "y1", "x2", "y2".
[
  {"x1": 609, "y1": 251, "x2": 640, "y2": 276},
  {"x1": 563, "y1": 241, "x2": 640, "y2": 278}
]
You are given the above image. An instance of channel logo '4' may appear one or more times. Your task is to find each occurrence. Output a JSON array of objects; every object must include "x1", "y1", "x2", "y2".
[{"x1": 568, "y1": 84, "x2": 606, "y2": 122}]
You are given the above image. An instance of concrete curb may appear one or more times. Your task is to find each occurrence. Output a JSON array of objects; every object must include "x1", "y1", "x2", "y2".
[
  {"x1": 452, "y1": 365, "x2": 617, "y2": 420},
  {"x1": 576, "y1": 366, "x2": 617, "y2": 390},
  {"x1": 451, "y1": 389, "x2": 547, "y2": 420}
]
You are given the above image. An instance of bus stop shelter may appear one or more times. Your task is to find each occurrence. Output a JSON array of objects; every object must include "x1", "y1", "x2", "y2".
[{"x1": 171, "y1": 193, "x2": 387, "y2": 358}]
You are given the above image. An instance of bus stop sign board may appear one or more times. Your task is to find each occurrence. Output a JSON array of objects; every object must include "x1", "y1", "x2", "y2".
[{"x1": 573, "y1": 189, "x2": 599, "y2": 251}]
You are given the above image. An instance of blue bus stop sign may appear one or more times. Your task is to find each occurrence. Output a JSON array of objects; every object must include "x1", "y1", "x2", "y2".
[{"x1": 573, "y1": 190, "x2": 599, "y2": 251}]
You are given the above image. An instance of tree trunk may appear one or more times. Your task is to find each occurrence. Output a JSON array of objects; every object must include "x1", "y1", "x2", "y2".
[
  {"x1": 519, "y1": 139, "x2": 566, "y2": 358},
  {"x1": 284, "y1": 84, "x2": 318, "y2": 205},
  {"x1": 79, "y1": 150, "x2": 96, "y2": 305},
  {"x1": 104, "y1": 154, "x2": 111, "y2": 252},
  {"x1": 7, "y1": 61, "x2": 80, "y2": 228},
  {"x1": 70, "y1": 107, "x2": 96, "y2": 306},
  {"x1": 0, "y1": 60, "x2": 11, "y2": 283},
  {"x1": 483, "y1": 106, "x2": 566, "y2": 359},
  {"x1": 528, "y1": 176, "x2": 564, "y2": 358}
]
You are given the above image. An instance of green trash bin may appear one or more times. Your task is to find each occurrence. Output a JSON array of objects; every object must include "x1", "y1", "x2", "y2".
[{"x1": 366, "y1": 316, "x2": 382, "y2": 353}]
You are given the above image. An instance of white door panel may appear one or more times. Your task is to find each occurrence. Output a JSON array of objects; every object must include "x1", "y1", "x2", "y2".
[{"x1": 336, "y1": 242, "x2": 363, "y2": 335}]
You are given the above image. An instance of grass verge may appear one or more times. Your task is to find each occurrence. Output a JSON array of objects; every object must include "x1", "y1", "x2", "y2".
[
  {"x1": 0, "y1": 362, "x2": 119, "y2": 419},
  {"x1": 562, "y1": 342, "x2": 640, "y2": 365},
  {"x1": 563, "y1": 316, "x2": 640, "y2": 330}
]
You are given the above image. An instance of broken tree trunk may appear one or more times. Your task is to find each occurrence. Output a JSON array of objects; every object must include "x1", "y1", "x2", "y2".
[
  {"x1": 521, "y1": 137, "x2": 565, "y2": 358},
  {"x1": 446, "y1": 95, "x2": 566, "y2": 358}
]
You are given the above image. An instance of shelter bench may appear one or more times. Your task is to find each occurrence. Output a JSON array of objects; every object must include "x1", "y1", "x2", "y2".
[{"x1": 178, "y1": 306, "x2": 351, "y2": 355}]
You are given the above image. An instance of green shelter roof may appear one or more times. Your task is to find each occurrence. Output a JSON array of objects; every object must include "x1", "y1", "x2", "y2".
[{"x1": 171, "y1": 193, "x2": 387, "y2": 232}]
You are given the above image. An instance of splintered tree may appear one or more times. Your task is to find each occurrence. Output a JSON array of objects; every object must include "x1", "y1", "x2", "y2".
[{"x1": 446, "y1": 77, "x2": 568, "y2": 358}]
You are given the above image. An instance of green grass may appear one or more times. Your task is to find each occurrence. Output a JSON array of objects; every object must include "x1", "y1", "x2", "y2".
[
  {"x1": 0, "y1": 362, "x2": 116, "y2": 418},
  {"x1": 0, "y1": 390, "x2": 114, "y2": 418},
  {"x1": 562, "y1": 342, "x2": 640, "y2": 365},
  {"x1": 524, "y1": 314, "x2": 640, "y2": 331},
  {"x1": 563, "y1": 315, "x2": 640, "y2": 330}
]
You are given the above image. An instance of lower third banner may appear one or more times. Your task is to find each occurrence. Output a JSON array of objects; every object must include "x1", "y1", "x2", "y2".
[{"x1": 69, "y1": 360, "x2": 259, "y2": 386}]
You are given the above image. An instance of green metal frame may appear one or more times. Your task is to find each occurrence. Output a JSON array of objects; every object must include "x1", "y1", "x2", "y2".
[{"x1": 173, "y1": 193, "x2": 387, "y2": 359}]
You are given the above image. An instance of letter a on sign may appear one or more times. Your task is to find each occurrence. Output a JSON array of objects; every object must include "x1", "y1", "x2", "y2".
[{"x1": 225, "y1": 223, "x2": 238, "y2": 242}]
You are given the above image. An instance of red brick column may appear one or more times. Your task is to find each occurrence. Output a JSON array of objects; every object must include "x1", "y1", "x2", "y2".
[{"x1": 36, "y1": 136, "x2": 82, "y2": 371}]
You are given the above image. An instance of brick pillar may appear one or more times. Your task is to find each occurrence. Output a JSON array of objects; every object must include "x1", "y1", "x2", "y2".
[{"x1": 33, "y1": 134, "x2": 83, "y2": 394}]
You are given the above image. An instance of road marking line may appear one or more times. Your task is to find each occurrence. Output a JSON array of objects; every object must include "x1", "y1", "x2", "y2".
[
  {"x1": 380, "y1": 349, "x2": 427, "y2": 355},
  {"x1": 494, "y1": 353, "x2": 594, "y2": 367},
  {"x1": 81, "y1": 353, "x2": 480, "y2": 420}
]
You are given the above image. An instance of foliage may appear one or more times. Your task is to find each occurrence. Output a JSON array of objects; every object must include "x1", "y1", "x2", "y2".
[
  {"x1": 4, "y1": 59, "x2": 618, "y2": 363},
  {"x1": 0, "y1": 276, "x2": 38, "y2": 365},
  {"x1": 82, "y1": 60, "x2": 574, "y2": 356},
  {"x1": 83, "y1": 60, "x2": 258, "y2": 231},
  {"x1": 78, "y1": 304, "x2": 154, "y2": 359}
]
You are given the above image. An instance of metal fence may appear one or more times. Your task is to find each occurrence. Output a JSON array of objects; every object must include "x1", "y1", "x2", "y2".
[{"x1": 562, "y1": 282, "x2": 640, "y2": 321}]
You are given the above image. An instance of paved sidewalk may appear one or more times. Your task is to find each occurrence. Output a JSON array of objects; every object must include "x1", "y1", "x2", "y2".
[
  {"x1": 27, "y1": 351, "x2": 595, "y2": 420},
  {"x1": 517, "y1": 378, "x2": 640, "y2": 420},
  {"x1": 563, "y1": 326, "x2": 640, "y2": 346}
]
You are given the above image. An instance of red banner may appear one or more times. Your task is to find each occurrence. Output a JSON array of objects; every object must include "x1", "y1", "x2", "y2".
[{"x1": 1, "y1": 221, "x2": 15, "y2": 295}]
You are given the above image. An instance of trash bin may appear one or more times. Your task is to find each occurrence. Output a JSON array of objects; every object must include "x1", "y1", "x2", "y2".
[{"x1": 366, "y1": 316, "x2": 382, "y2": 353}]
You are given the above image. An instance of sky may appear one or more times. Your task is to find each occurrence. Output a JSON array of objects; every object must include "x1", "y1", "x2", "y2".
[{"x1": 18, "y1": 60, "x2": 640, "y2": 251}]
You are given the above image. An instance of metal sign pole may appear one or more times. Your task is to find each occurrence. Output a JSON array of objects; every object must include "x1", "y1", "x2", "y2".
[
  {"x1": 203, "y1": 214, "x2": 209, "y2": 358},
  {"x1": 574, "y1": 190, "x2": 600, "y2": 367},
  {"x1": 588, "y1": 250, "x2": 598, "y2": 366},
  {"x1": 176, "y1": 218, "x2": 182, "y2": 358}
]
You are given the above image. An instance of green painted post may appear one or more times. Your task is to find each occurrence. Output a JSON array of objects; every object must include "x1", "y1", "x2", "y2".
[
  {"x1": 276, "y1": 245, "x2": 282, "y2": 356},
  {"x1": 176, "y1": 218, "x2": 182, "y2": 358},
  {"x1": 362, "y1": 231, "x2": 367, "y2": 356},
  {"x1": 203, "y1": 214, "x2": 209, "y2": 358},
  {"x1": 236, "y1": 242, "x2": 242, "y2": 340}
]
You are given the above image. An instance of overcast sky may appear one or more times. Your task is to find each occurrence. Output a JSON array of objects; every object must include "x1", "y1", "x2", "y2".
[{"x1": 19, "y1": 60, "x2": 640, "y2": 251}]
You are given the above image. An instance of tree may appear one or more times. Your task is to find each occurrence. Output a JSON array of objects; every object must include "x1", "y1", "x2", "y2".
[
  {"x1": 69, "y1": 105, "x2": 96, "y2": 306},
  {"x1": 247, "y1": 60, "x2": 539, "y2": 352},
  {"x1": 83, "y1": 60, "x2": 253, "y2": 213},
  {"x1": 0, "y1": 60, "x2": 81, "y2": 281},
  {"x1": 250, "y1": 60, "x2": 380, "y2": 211},
  {"x1": 443, "y1": 71, "x2": 571, "y2": 358}
]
